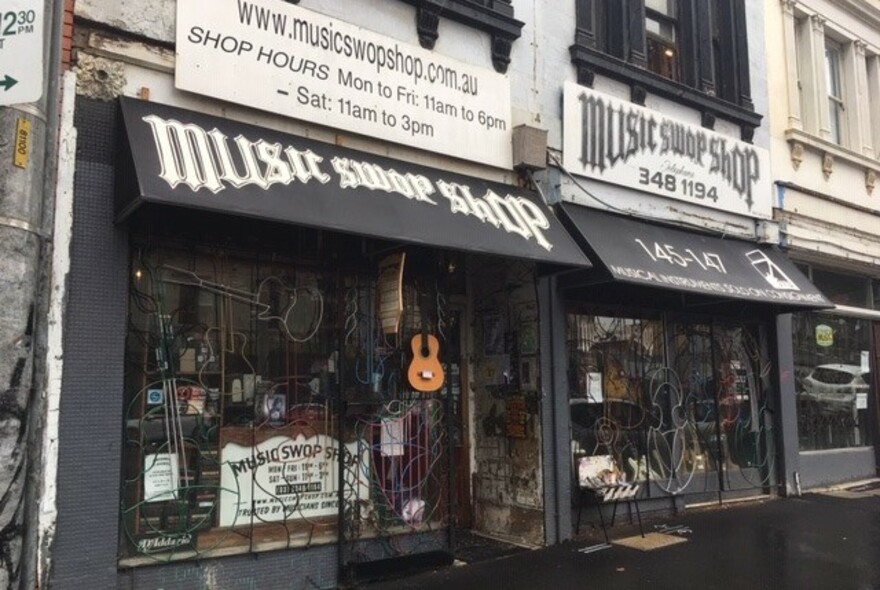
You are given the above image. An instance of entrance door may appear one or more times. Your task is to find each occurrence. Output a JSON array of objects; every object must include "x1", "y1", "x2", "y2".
[
  {"x1": 665, "y1": 319, "x2": 775, "y2": 502},
  {"x1": 447, "y1": 306, "x2": 473, "y2": 528}
]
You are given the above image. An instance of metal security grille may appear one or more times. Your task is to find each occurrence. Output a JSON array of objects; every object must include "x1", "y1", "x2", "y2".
[
  {"x1": 567, "y1": 313, "x2": 774, "y2": 503},
  {"x1": 337, "y1": 281, "x2": 453, "y2": 580},
  {"x1": 119, "y1": 242, "x2": 453, "y2": 574}
]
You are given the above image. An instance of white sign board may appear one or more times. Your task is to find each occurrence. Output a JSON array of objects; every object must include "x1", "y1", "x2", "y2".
[
  {"x1": 0, "y1": 0, "x2": 43, "y2": 105},
  {"x1": 176, "y1": 0, "x2": 513, "y2": 168},
  {"x1": 562, "y1": 81, "x2": 771, "y2": 218},
  {"x1": 143, "y1": 453, "x2": 180, "y2": 503},
  {"x1": 219, "y1": 433, "x2": 370, "y2": 527}
]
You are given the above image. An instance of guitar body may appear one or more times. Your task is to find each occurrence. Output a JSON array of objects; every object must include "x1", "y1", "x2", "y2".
[{"x1": 408, "y1": 334, "x2": 445, "y2": 392}]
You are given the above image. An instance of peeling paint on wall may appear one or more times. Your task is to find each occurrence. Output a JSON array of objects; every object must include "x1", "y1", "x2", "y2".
[
  {"x1": 76, "y1": 0, "x2": 175, "y2": 43},
  {"x1": 75, "y1": 53, "x2": 126, "y2": 101},
  {"x1": 469, "y1": 257, "x2": 544, "y2": 546}
]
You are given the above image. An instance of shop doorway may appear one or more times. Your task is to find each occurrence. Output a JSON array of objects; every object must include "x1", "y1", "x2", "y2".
[{"x1": 446, "y1": 305, "x2": 473, "y2": 529}]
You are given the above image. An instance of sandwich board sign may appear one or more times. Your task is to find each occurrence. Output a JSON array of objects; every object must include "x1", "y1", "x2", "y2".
[{"x1": 0, "y1": 0, "x2": 44, "y2": 106}]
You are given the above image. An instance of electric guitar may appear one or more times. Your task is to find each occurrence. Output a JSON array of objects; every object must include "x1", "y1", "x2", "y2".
[{"x1": 407, "y1": 291, "x2": 445, "y2": 392}]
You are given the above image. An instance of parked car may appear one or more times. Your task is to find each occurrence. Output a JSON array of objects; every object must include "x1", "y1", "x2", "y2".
[
  {"x1": 800, "y1": 364, "x2": 869, "y2": 414},
  {"x1": 802, "y1": 364, "x2": 869, "y2": 394}
]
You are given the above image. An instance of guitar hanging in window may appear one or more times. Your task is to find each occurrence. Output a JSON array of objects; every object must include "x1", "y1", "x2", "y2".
[{"x1": 407, "y1": 289, "x2": 445, "y2": 392}]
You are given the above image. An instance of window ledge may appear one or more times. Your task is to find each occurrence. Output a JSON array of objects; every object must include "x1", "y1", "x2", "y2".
[
  {"x1": 569, "y1": 44, "x2": 762, "y2": 141},
  {"x1": 396, "y1": 0, "x2": 524, "y2": 73},
  {"x1": 785, "y1": 128, "x2": 880, "y2": 193}
]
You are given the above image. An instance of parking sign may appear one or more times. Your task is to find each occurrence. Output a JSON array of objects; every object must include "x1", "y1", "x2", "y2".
[{"x1": 0, "y1": 0, "x2": 44, "y2": 106}]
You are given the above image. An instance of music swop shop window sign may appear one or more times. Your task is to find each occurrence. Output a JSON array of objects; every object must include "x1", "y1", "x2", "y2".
[
  {"x1": 562, "y1": 81, "x2": 772, "y2": 219},
  {"x1": 175, "y1": 0, "x2": 513, "y2": 169}
]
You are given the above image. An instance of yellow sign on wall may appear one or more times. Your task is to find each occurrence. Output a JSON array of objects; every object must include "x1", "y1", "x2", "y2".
[
  {"x1": 14, "y1": 117, "x2": 31, "y2": 169},
  {"x1": 815, "y1": 324, "x2": 834, "y2": 347}
]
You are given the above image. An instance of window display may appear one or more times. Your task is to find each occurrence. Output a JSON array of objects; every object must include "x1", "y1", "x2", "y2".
[
  {"x1": 121, "y1": 243, "x2": 452, "y2": 564},
  {"x1": 567, "y1": 312, "x2": 773, "y2": 499},
  {"x1": 793, "y1": 313, "x2": 872, "y2": 451}
]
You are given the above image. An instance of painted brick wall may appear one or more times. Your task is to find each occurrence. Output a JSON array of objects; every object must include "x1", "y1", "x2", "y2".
[{"x1": 62, "y1": 0, "x2": 74, "y2": 70}]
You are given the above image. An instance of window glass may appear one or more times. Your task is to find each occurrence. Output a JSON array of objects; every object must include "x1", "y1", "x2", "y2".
[
  {"x1": 645, "y1": 0, "x2": 675, "y2": 16},
  {"x1": 825, "y1": 39, "x2": 846, "y2": 145},
  {"x1": 646, "y1": 0, "x2": 679, "y2": 82},
  {"x1": 567, "y1": 312, "x2": 772, "y2": 498},
  {"x1": 120, "y1": 244, "x2": 452, "y2": 563},
  {"x1": 793, "y1": 313, "x2": 872, "y2": 451}
]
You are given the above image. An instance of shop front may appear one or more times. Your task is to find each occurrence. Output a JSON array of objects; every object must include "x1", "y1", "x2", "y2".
[
  {"x1": 54, "y1": 96, "x2": 589, "y2": 588},
  {"x1": 784, "y1": 266, "x2": 880, "y2": 489},
  {"x1": 544, "y1": 206, "x2": 831, "y2": 530}
]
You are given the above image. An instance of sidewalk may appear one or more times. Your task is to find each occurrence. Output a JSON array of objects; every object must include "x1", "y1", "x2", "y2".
[{"x1": 366, "y1": 484, "x2": 880, "y2": 590}]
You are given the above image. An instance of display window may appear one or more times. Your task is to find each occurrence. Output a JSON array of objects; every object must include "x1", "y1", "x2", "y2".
[
  {"x1": 567, "y1": 311, "x2": 774, "y2": 500},
  {"x1": 120, "y1": 239, "x2": 455, "y2": 564},
  {"x1": 793, "y1": 313, "x2": 873, "y2": 451}
]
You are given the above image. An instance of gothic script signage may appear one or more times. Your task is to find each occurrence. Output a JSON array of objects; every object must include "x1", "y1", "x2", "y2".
[
  {"x1": 219, "y1": 433, "x2": 370, "y2": 527},
  {"x1": 175, "y1": 0, "x2": 512, "y2": 168},
  {"x1": 118, "y1": 97, "x2": 591, "y2": 268},
  {"x1": 562, "y1": 82, "x2": 771, "y2": 219}
]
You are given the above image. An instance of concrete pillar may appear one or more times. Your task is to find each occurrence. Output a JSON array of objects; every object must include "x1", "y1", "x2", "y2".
[
  {"x1": 852, "y1": 40, "x2": 874, "y2": 158},
  {"x1": 780, "y1": 0, "x2": 803, "y2": 131},
  {"x1": 775, "y1": 314, "x2": 801, "y2": 497},
  {"x1": 867, "y1": 56, "x2": 880, "y2": 157},
  {"x1": 807, "y1": 15, "x2": 832, "y2": 141},
  {"x1": 538, "y1": 274, "x2": 572, "y2": 544}
]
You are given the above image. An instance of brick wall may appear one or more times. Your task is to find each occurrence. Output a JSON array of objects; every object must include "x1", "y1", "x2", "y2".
[{"x1": 62, "y1": 0, "x2": 74, "y2": 69}]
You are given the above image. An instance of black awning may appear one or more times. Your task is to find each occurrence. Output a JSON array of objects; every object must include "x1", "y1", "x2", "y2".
[
  {"x1": 116, "y1": 97, "x2": 590, "y2": 268},
  {"x1": 558, "y1": 204, "x2": 832, "y2": 310}
]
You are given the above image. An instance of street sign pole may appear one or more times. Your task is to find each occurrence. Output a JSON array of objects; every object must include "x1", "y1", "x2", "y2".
[{"x1": 0, "y1": 0, "x2": 60, "y2": 588}]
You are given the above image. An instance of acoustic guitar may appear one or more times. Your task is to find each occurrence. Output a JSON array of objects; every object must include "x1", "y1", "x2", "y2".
[
  {"x1": 408, "y1": 332, "x2": 444, "y2": 392},
  {"x1": 407, "y1": 291, "x2": 445, "y2": 392}
]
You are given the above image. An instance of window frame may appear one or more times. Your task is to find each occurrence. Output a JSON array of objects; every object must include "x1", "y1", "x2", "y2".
[
  {"x1": 645, "y1": 0, "x2": 681, "y2": 82},
  {"x1": 571, "y1": 0, "x2": 761, "y2": 141},
  {"x1": 825, "y1": 38, "x2": 847, "y2": 145}
]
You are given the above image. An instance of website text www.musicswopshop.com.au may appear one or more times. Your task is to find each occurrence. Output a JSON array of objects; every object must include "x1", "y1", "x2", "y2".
[{"x1": 234, "y1": 0, "x2": 481, "y2": 97}]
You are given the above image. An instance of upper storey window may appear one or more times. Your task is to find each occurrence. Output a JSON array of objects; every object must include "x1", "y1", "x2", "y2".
[
  {"x1": 645, "y1": 0, "x2": 680, "y2": 82},
  {"x1": 571, "y1": 0, "x2": 760, "y2": 141},
  {"x1": 824, "y1": 39, "x2": 846, "y2": 145}
]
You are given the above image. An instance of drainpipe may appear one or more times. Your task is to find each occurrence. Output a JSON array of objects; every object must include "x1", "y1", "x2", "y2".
[{"x1": 0, "y1": 0, "x2": 63, "y2": 588}]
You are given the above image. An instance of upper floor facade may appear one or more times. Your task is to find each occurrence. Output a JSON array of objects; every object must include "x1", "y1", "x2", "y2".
[
  {"x1": 767, "y1": 0, "x2": 880, "y2": 269},
  {"x1": 72, "y1": 0, "x2": 773, "y2": 239}
]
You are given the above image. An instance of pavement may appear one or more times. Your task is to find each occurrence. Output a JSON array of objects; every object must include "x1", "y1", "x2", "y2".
[{"x1": 365, "y1": 483, "x2": 880, "y2": 590}]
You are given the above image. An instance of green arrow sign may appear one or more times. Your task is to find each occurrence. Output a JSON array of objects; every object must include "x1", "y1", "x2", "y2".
[{"x1": 0, "y1": 75, "x2": 18, "y2": 91}]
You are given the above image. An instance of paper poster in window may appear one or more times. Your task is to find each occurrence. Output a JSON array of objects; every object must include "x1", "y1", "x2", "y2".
[
  {"x1": 482, "y1": 312, "x2": 504, "y2": 356},
  {"x1": 144, "y1": 453, "x2": 179, "y2": 502}
]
